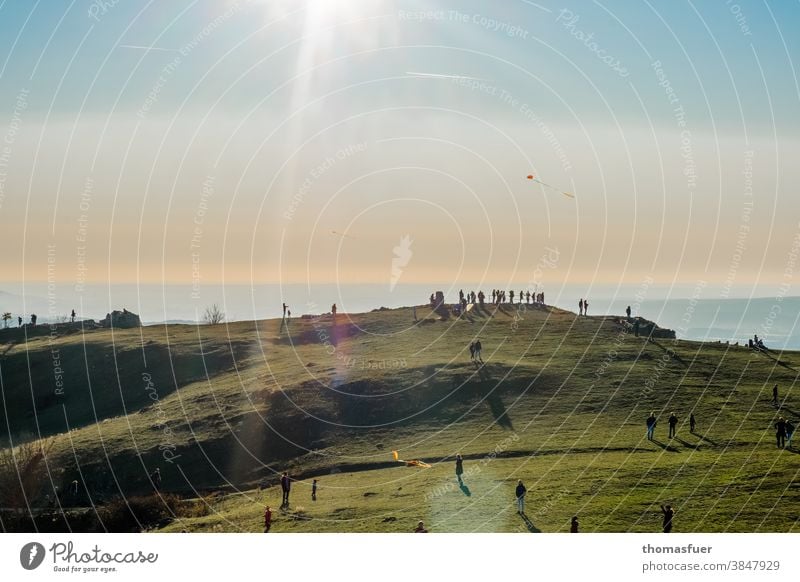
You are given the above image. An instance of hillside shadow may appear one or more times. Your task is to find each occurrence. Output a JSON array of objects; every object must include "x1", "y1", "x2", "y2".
[
  {"x1": 647, "y1": 339, "x2": 689, "y2": 367},
  {"x1": 695, "y1": 434, "x2": 719, "y2": 446},
  {"x1": 650, "y1": 439, "x2": 680, "y2": 452},
  {"x1": 779, "y1": 405, "x2": 800, "y2": 418},
  {"x1": 674, "y1": 437, "x2": 701, "y2": 450},
  {"x1": 473, "y1": 363, "x2": 514, "y2": 430},
  {"x1": 752, "y1": 348, "x2": 796, "y2": 371},
  {"x1": 520, "y1": 512, "x2": 541, "y2": 533}
]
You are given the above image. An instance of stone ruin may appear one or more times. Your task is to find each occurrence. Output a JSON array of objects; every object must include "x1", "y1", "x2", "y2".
[{"x1": 100, "y1": 309, "x2": 142, "y2": 329}]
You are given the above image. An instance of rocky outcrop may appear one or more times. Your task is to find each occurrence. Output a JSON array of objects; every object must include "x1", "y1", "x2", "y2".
[{"x1": 100, "y1": 309, "x2": 141, "y2": 329}]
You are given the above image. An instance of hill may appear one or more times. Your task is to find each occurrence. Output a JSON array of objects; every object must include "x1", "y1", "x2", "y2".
[{"x1": 0, "y1": 302, "x2": 798, "y2": 532}]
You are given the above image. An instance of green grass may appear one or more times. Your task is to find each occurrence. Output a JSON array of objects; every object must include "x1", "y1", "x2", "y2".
[{"x1": 2, "y1": 303, "x2": 799, "y2": 532}]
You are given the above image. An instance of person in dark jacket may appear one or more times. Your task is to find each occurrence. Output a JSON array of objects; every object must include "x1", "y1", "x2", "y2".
[
  {"x1": 689, "y1": 413, "x2": 696, "y2": 434},
  {"x1": 312, "y1": 479, "x2": 318, "y2": 501},
  {"x1": 668, "y1": 412, "x2": 678, "y2": 438},
  {"x1": 515, "y1": 480, "x2": 527, "y2": 514},
  {"x1": 414, "y1": 520, "x2": 428, "y2": 533},
  {"x1": 455, "y1": 454, "x2": 464, "y2": 482},
  {"x1": 263, "y1": 505, "x2": 272, "y2": 532},
  {"x1": 646, "y1": 412, "x2": 657, "y2": 440},
  {"x1": 280, "y1": 472, "x2": 291, "y2": 506},
  {"x1": 570, "y1": 516, "x2": 579, "y2": 533},
  {"x1": 661, "y1": 504, "x2": 675, "y2": 533},
  {"x1": 775, "y1": 417, "x2": 787, "y2": 448}
]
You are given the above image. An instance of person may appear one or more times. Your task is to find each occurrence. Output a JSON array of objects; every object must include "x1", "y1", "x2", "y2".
[
  {"x1": 646, "y1": 412, "x2": 657, "y2": 441},
  {"x1": 668, "y1": 412, "x2": 678, "y2": 439},
  {"x1": 491, "y1": 290, "x2": 496, "y2": 304},
  {"x1": 626, "y1": 305, "x2": 631, "y2": 319},
  {"x1": 570, "y1": 516, "x2": 579, "y2": 533},
  {"x1": 775, "y1": 417, "x2": 787, "y2": 449},
  {"x1": 414, "y1": 520, "x2": 428, "y2": 533},
  {"x1": 287, "y1": 310, "x2": 291, "y2": 318},
  {"x1": 282, "y1": 303, "x2": 287, "y2": 318},
  {"x1": 455, "y1": 454, "x2": 464, "y2": 482},
  {"x1": 312, "y1": 479, "x2": 318, "y2": 501},
  {"x1": 281, "y1": 472, "x2": 291, "y2": 505},
  {"x1": 70, "y1": 309, "x2": 76, "y2": 323},
  {"x1": 689, "y1": 413, "x2": 696, "y2": 434},
  {"x1": 786, "y1": 420, "x2": 795, "y2": 449},
  {"x1": 151, "y1": 468, "x2": 161, "y2": 491},
  {"x1": 582, "y1": 300, "x2": 587, "y2": 315},
  {"x1": 263, "y1": 505, "x2": 272, "y2": 532},
  {"x1": 31, "y1": 313, "x2": 37, "y2": 326},
  {"x1": 515, "y1": 479, "x2": 527, "y2": 514},
  {"x1": 331, "y1": 303, "x2": 337, "y2": 319},
  {"x1": 579, "y1": 298, "x2": 584, "y2": 316},
  {"x1": 526, "y1": 291, "x2": 531, "y2": 304},
  {"x1": 773, "y1": 384, "x2": 779, "y2": 406},
  {"x1": 478, "y1": 291, "x2": 485, "y2": 306},
  {"x1": 17, "y1": 316, "x2": 22, "y2": 327},
  {"x1": 509, "y1": 290, "x2": 514, "y2": 304},
  {"x1": 474, "y1": 339, "x2": 483, "y2": 363},
  {"x1": 661, "y1": 504, "x2": 675, "y2": 533},
  {"x1": 468, "y1": 341, "x2": 475, "y2": 360}
]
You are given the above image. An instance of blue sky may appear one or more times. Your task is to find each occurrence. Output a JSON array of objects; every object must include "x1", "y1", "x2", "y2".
[{"x1": 0, "y1": 0, "x2": 798, "y2": 298}]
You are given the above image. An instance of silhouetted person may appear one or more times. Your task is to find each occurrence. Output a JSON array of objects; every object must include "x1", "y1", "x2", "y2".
[
  {"x1": 786, "y1": 420, "x2": 795, "y2": 449},
  {"x1": 151, "y1": 468, "x2": 161, "y2": 491},
  {"x1": 469, "y1": 341, "x2": 475, "y2": 360},
  {"x1": 646, "y1": 412, "x2": 657, "y2": 440},
  {"x1": 583, "y1": 300, "x2": 587, "y2": 315},
  {"x1": 689, "y1": 413, "x2": 696, "y2": 434},
  {"x1": 775, "y1": 417, "x2": 787, "y2": 448},
  {"x1": 579, "y1": 298, "x2": 584, "y2": 315},
  {"x1": 263, "y1": 505, "x2": 272, "y2": 532},
  {"x1": 509, "y1": 290, "x2": 514, "y2": 304},
  {"x1": 455, "y1": 454, "x2": 464, "y2": 482},
  {"x1": 70, "y1": 309, "x2": 76, "y2": 323},
  {"x1": 626, "y1": 305, "x2": 631, "y2": 319},
  {"x1": 282, "y1": 303, "x2": 287, "y2": 318},
  {"x1": 281, "y1": 471, "x2": 291, "y2": 505},
  {"x1": 773, "y1": 384, "x2": 778, "y2": 406},
  {"x1": 312, "y1": 479, "x2": 318, "y2": 501},
  {"x1": 661, "y1": 504, "x2": 674, "y2": 533},
  {"x1": 668, "y1": 412, "x2": 678, "y2": 438},
  {"x1": 414, "y1": 520, "x2": 428, "y2": 533},
  {"x1": 570, "y1": 516, "x2": 579, "y2": 533},
  {"x1": 30, "y1": 313, "x2": 37, "y2": 326},
  {"x1": 515, "y1": 479, "x2": 527, "y2": 514},
  {"x1": 331, "y1": 303, "x2": 337, "y2": 322},
  {"x1": 474, "y1": 339, "x2": 483, "y2": 363},
  {"x1": 17, "y1": 316, "x2": 22, "y2": 327},
  {"x1": 526, "y1": 291, "x2": 531, "y2": 304}
]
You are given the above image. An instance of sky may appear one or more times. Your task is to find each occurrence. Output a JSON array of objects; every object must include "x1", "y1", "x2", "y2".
[{"x1": 0, "y1": 0, "x2": 799, "y2": 306}]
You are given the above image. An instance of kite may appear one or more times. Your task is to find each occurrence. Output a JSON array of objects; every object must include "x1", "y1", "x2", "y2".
[
  {"x1": 526, "y1": 174, "x2": 574, "y2": 198},
  {"x1": 392, "y1": 450, "x2": 431, "y2": 468}
]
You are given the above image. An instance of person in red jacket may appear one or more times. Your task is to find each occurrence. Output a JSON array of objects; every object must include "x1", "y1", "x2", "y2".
[{"x1": 263, "y1": 505, "x2": 272, "y2": 533}]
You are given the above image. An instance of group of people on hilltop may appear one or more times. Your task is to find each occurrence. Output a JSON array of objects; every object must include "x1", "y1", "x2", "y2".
[
  {"x1": 646, "y1": 411, "x2": 696, "y2": 440},
  {"x1": 749, "y1": 333, "x2": 767, "y2": 351},
  {"x1": 3, "y1": 310, "x2": 79, "y2": 329}
]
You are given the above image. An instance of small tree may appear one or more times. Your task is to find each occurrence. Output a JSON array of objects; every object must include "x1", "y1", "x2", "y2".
[
  {"x1": 203, "y1": 304, "x2": 225, "y2": 325},
  {"x1": 1, "y1": 312, "x2": 10, "y2": 328},
  {"x1": 0, "y1": 439, "x2": 54, "y2": 513}
]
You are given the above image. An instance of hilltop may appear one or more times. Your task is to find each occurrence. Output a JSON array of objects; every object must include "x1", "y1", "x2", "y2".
[{"x1": 0, "y1": 301, "x2": 798, "y2": 532}]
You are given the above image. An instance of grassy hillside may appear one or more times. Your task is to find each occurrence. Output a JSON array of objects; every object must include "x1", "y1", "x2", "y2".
[{"x1": 1, "y1": 302, "x2": 798, "y2": 532}]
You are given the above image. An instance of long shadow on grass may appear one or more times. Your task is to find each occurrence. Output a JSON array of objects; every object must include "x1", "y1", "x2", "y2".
[
  {"x1": 473, "y1": 362, "x2": 514, "y2": 430},
  {"x1": 520, "y1": 512, "x2": 541, "y2": 533},
  {"x1": 674, "y1": 437, "x2": 701, "y2": 450},
  {"x1": 695, "y1": 433, "x2": 719, "y2": 447},
  {"x1": 751, "y1": 348, "x2": 796, "y2": 371},
  {"x1": 650, "y1": 439, "x2": 680, "y2": 452},
  {"x1": 647, "y1": 339, "x2": 689, "y2": 367},
  {"x1": 458, "y1": 481, "x2": 471, "y2": 497}
]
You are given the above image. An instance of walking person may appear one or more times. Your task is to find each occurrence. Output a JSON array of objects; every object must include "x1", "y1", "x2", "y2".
[
  {"x1": 474, "y1": 339, "x2": 483, "y2": 363},
  {"x1": 263, "y1": 505, "x2": 272, "y2": 532},
  {"x1": 515, "y1": 479, "x2": 527, "y2": 514},
  {"x1": 570, "y1": 516, "x2": 579, "y2": 533},
  {"x1": 646, "y1": 412, "x2": 657, "y2": 441},
  {"x1": 70, "y1": 309, "x2": 76, "y2": 323},
  {"x1": 775, "y1": 417, "x2": 787, "y2": 449},
  {"x1": 786, "y1": 420, "x2": 795, "y2": 449},
  {"x1": 660, "y1": 504, "x2": 675, "y2": 533},
  {"x1": 312, "y1": 479, "x2": 318, "y2": 501},
  {"x1": 280, "y1": 471, "x2": 291, "y2": 506},
  {"x1": 668, "y1": 412, "x2": 678, "y2": 439},
  {"x1": 468, "y1": 341, "x2": 475, "y2": 361},
  {"x1": 455, "y1": 454, "x2": 464, "y2": 483}
]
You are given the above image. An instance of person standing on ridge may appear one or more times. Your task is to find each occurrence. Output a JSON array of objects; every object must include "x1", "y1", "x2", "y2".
[
  {"x1": 579, "y1": 299, "x2": 584, "y2": 316},
  {"x1": 626, "y1": 305, "x2": 631, "y2": 319},
  {"x1": 71, "y1": 309, "x2": 76, "y2": 323}
]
